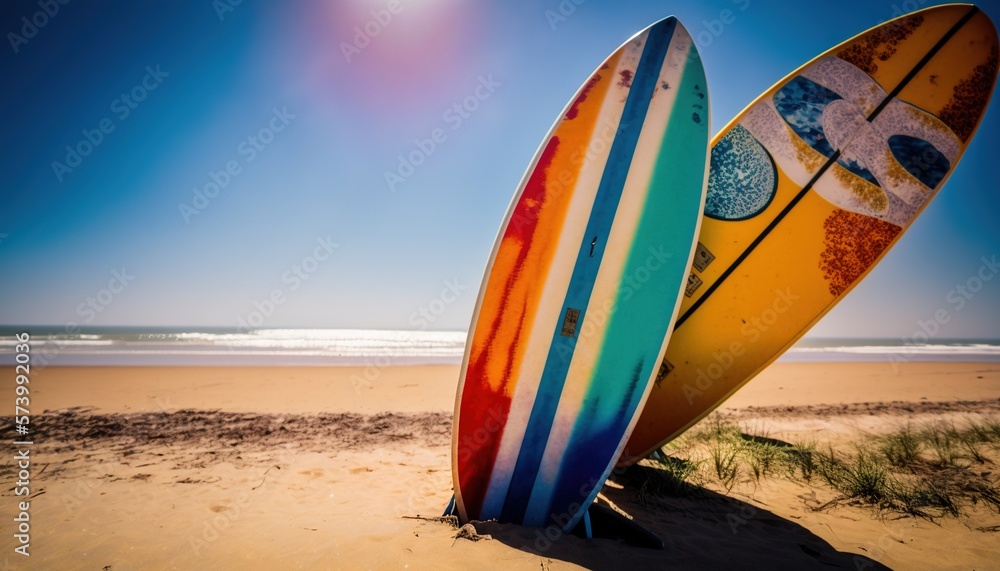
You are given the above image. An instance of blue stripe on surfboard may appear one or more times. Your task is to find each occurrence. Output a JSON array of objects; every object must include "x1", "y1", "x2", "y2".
[{"x1": 498, "y1": 17, "x2": 677, "y2": 525}]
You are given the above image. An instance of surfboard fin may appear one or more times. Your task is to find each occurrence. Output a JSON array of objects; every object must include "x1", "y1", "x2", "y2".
[
  {"x1": 570, "y1": 503, "x2": 664, "y2": 549},
  {"x1": 442, "y1": 495, "x2": 457, "y2": 518}
]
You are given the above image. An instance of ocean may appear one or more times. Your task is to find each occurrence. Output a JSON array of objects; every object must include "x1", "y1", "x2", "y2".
[{"x1": 1, "y1": 327, "x2": 998, "y2": 367}]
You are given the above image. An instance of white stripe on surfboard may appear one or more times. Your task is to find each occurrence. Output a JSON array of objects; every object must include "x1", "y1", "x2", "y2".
[
  {"x1": 522, "y1": 28, "x2": 695, "y2": 526},
  {"x1": 477, "y1": 34, "x2": 645, "y2": 519}
]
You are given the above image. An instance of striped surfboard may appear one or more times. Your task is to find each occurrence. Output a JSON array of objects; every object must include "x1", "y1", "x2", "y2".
[{"x1": 452, "y1": 17, "x2": 710, "y2": 531}]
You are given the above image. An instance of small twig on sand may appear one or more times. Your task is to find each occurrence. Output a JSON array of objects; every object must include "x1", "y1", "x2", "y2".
[
  {"x1": 402, "y1": 515, "x2": 459, "y2": 526},
  {"x1": 252, "y1": 465, "x2": 280, "y2": 490}
]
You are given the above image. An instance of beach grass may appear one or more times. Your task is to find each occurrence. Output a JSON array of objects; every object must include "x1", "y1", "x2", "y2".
[
  {"x1": 633, "y1": 452, "x2": 703, "y2": 503},
  {"x1": 640, "y1": 415, "x2": 1000, "y2": 519}
]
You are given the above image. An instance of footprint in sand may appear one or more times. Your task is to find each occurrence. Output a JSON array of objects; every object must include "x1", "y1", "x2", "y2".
[{"x1": 298, "y1": 469, "x2": 324, "y2": 479}]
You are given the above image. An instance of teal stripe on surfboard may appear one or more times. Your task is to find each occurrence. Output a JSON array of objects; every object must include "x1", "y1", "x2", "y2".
[{"x1": 527, "y1": 40, "x2": 709, "y2": 529}]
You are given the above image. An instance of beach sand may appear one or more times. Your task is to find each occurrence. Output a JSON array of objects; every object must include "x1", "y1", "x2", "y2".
[{"x1": 1, "y1": 362, "x2": 998, "y2": 570}]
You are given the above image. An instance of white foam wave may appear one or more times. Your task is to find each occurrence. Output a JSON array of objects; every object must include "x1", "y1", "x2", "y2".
[{"x1": 2, "y1": 331, "x2": 998, "y2": 366}]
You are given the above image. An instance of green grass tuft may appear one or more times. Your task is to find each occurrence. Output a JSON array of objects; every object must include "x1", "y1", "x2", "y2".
[
  {"x1": 708, "y1": 438, "x2": 740, "y2": 490},
  {"x1": 879, "y1": 424, "x2": 922, "y2": 468},
  {"x1": 652, "y1": 452, "x2": 701, "y2": 496},
  {"x1": 839, "y1": 450, "x2": 889, "y2": 503},
  {"x1": 788, "y1": 440, "x2": 817, "y2": 481}
]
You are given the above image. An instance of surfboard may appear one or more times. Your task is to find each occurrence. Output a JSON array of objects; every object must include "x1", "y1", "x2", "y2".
[
  {"x1": 623, "y1": 4, "x2": 999, "y2": 464},
  {"x1": 452, "y1": 16, "x2": 709, "y2": 531}
]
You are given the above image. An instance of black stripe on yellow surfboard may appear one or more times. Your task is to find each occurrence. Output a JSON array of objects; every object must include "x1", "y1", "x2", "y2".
[{"x1": 673, "y1": 5, "x2": 979, "y2": 331}]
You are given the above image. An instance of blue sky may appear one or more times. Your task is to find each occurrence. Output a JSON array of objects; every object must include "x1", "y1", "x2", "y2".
[{"x1": 1, "y1": 0, "x2": 998, "y2": 339}]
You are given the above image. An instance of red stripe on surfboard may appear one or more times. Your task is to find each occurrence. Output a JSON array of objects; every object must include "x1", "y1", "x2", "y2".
[
  {"x1": 458, "y1": 136, "x2": 561, "y2": 517},
  {"x1": 565, "y1": 75, "x2": 601, "y2": 120}
]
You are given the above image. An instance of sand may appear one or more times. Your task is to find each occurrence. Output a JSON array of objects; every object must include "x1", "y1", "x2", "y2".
[{"x1": 1, "y1": 362, "x2": 997, "y2": 570}]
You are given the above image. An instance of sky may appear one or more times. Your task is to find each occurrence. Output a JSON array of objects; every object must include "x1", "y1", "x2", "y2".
[{"x1": 1, "y1": 0, "x2": 998, "y2": 339}]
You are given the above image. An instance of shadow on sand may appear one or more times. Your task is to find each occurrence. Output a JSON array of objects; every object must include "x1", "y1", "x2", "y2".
[{"x1": 469, "y1": 464, "x2": 890, "y2": 570}]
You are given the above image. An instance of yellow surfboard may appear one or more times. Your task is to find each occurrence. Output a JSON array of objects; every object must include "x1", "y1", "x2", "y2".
[{"x1": 623, "y1": 4, "x2": 999, "y2": 463}]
